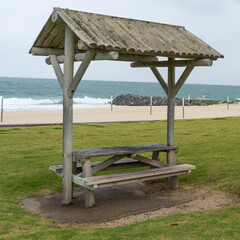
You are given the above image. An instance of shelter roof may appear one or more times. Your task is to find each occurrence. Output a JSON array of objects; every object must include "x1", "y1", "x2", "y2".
[{"x1": 30, "y1": 8, "x2": 223, "y2": 60}]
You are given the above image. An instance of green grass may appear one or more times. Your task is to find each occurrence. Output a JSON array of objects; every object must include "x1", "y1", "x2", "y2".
[
  {"x1": 192, "y1": 99, "x2": 220, "y2": 105},
  {"x1": 0, "y1": 117, "x2": 240, "y2": 239}
]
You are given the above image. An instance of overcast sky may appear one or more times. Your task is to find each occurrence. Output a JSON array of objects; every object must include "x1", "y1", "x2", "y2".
[{"x1": 0, "y1": 0, "x2": 239, "y2": 85}]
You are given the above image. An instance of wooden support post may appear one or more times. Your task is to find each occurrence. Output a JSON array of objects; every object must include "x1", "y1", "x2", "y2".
[
  {"x1": 152, "y1": 151, "x2": 159, "y2": 161},
  {"x1": 72, "y1": 161, "x2": 77, "y2": 199},
  {"x1": 182, "y1": 97, "x2": 185, "y2": 118},
  {"x1": 111, "y1": 96, "x2": 113, "y2": 111},
  {"x1": 82, "y1": 158, "x2": 95, "y2": 207},
  {"x1": 167, "y1": 58, "x2": 175, "y2": 147},
  {"x1": 150, "y1": 96, "x2": 153, "y2": 115},
  {"x1": 167, "y1": 58, "x2": 178, "y2": 190},
  {"x1": 1, "y1": 97, "x2": 3, "y2": 123},
  {"x1": 168, "y1": 150, "x2": 179, "y2": 190},
  {"x1": 62, "y1": 25, "x2": 74, "y2": 205}
]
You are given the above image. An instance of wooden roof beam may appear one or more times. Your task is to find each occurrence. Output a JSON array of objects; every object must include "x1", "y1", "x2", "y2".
[
  {"x1": 31, "y1": 47, "x2": 64, "y2": 56},
  {"x1": 45, "y1": 52, "x2": 158, "y2": 65},
  {"x1": 45, "y1": 51, "x2": 119, "y2": 65},
  {"x1": 131, "y1": 59, "x2": 213, "y2": 68}
]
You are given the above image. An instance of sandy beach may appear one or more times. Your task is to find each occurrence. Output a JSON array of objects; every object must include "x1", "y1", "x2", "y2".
[{"x1": 0, "y1": 103, "x2": 239, "y2": 126}]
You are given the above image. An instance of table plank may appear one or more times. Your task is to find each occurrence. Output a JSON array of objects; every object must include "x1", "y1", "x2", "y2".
[
  {"x1": 81, "y1": 164, "x2": 195, "y2": 185},
  {"x1": 73, "y1": 144, "x2": 178, "y2": 160}
]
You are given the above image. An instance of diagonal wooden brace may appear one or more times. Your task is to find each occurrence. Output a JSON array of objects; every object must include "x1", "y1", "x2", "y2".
[
  {"x1": 91, "y1": 154, "x2": 128, "y2": 175},
  {"x1": 171, "y1": 66, "x2": 194, "y2": 98},
  {"x1": 130, "y1": 154, "x2": 165, "y2": 168},
  {"x1": 49, "y1": 55, "x2": 64, "y2": 91},
  {"x1": 67, "y1": 50, "x2": 95, "y2": 98},
  {"x1": 150, "y1": 67, "x2": 168, "y2": 95}
]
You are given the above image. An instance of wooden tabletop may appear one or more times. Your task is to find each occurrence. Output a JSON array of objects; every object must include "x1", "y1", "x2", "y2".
[{"x1": 73, "y1": 144, "x2": 178, "y2": 159}]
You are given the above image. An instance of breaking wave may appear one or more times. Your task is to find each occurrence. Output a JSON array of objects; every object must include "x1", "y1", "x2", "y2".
[{"x1": 1, "y1": 96, "x2": 110, "y2": 112}]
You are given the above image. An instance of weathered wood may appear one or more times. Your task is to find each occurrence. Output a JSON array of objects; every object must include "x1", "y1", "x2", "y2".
[
  {"x1": 150, "y1": 67, "x2": 168, "y2": 95},
  {"x1": 88, "y1": 170, "x2": 192, "y2": 189},
  {"x1": 31, "y1": 47, "x2": 64, "y2": 56},
  {"x1": 72, "y1": 161, "x2": 77, "y2": 198},
  {"x1": 131, "y1": 59, "x2": 213, "y2": 68},
  {"x1": 1, "y1": 97, "x2": 3, "y2": 122},
  {"x1": 119, "y1": 54, "x2": 157, "y2": 62},
  {"x1": 167, "y1": 150, "x2": 179, "y2": 190},
  {"x1": 49, "y1": 159, "x2": 148, "y2": 174},
  {"x1": 49, "y1": 55, "x2": 64, "y2": 90},
  {"x1": 131, "y1": 154, "x2": 163, "y2": 168},
  {"x1": 167, "y1": 58, "x2": 178, "y2": 188},
  {"x1": 72, "y1": 174, "x2": 94, "y2": 190},
  {"x1": 51, "y1": 9, "x2": 63, "y2": 24},
  {"x1": 81, "y1": 164, "x2": 195, "y2": 186},
  {"x1": 82, "y1": 158, "x2": 95, "y2": 207},
  {"x1": 150, "y1": 96, "x2": 153, "y2": 115},
  {"x1": 45, "y1": 52, "x2": 157, "y2": 65},
  {"x1": 182, "y1": 97, "x2": 185, "y2": 119},
  {"x1": 167, "y1": 58, "x2": 175, "y2": 147},
  {"x1": 151, "y1": 151, "x2": 160, "y2": 169},
  {"x1": 62, "y1": 25, "x2": 74, "y2": 205},
  {"x1": 152, "y1": 151, "x2": 159, "y2": 161},
  {"x1": 73, "y1": 144, "x2": 178, "y2": 162},
  {"x1": 51, "y1": 9, "x2": 59, "y2": 22},
  {"x1": 78, "y1": 40, "x2": 88, "y2": 50},
  {"x1": 111, "y1": 96, "x2": 113, "y2": 111},
  {"x1": 45, "y1": 51, "x2": 118, "y2": 65},
  {"x1": 91, "y1": 155, "x2": 127, "y2": 174},
  {"x1": 171, "y1": 67, "x2": 194, "y2": 98},
  {"x1": 76, "y1": 51, "x2": 119, "y2": 61},
  {"x1": 67, "y1": 50, "x2": 94, "y2": 98}
]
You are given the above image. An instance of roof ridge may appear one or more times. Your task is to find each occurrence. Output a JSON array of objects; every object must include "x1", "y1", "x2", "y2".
[{"x1": 55, "y1": 7, "x2": 186, "y2": 30}]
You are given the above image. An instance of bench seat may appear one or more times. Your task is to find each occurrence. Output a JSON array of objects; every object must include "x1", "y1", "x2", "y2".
[
  {"x1": 49, "y1": 159, "x2": 148, "y2": 175},
  {"x1": 72, "y1": 164, "x2": 195, "y2": 190},
  {"x1": 50, "y1": 144, "x2": 195, "y2": 207}
]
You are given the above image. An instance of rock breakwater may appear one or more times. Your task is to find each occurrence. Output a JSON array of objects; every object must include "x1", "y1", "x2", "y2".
[{"x1": 112, "y1": 94, "x2": 208, "y2": 106}]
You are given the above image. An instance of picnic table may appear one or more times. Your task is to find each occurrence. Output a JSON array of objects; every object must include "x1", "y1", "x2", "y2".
[{"x1": 50, "y1": 144, "x2": 195, "y2": 207}]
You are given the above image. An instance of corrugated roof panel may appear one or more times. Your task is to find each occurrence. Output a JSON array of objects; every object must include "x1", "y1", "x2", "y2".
[{"x1": 30, "y1": 8, "x2": 223, "y2": 59}]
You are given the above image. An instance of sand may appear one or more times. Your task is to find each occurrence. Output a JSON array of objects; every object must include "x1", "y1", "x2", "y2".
[
  {"x1": 21, "y1": 182, "x2": 238, "y2": 227},
  {"x1": 1, "y1": 103, "x2": 240, "y2": 126}
]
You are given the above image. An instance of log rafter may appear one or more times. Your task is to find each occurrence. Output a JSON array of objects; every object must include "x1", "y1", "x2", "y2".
[{"x1": 131, "y1": 59, "x2": 213, "y2": 68}]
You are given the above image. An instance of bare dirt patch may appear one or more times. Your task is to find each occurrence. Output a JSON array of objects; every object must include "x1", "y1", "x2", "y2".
[{"x1": 21, "y1": 181, "x2": 238, "y2": 227}]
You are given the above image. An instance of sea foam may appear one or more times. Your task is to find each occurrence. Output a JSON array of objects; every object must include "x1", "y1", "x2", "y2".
[{"x1": 2, "y1": 96, "x2": 110, "y2": 112}]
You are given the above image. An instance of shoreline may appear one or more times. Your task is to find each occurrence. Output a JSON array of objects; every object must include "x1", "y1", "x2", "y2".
[{"x1": 0, "y1": 104, "x2": 239, "y2": 127}]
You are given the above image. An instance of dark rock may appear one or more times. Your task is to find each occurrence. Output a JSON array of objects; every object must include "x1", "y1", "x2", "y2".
[{"x1": 112, "y1": 94, "x2": 208, "y2": 106}]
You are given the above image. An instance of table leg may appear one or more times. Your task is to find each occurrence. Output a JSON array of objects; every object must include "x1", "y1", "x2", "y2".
[
  {"x1": 82, "y1": 158, "x2": 95, "y2": 207},
  {"x1": 151, "y1": 151, "x2": 160, "y2": 169},
  {"x1": 72, "y1": 161, "x2": 77, "y2": 199},
  {"x1": 167, "y1": 150, "x2": 178, "y2": 190}
]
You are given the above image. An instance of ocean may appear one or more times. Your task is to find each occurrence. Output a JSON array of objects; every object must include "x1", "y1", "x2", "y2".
[{"x1": 0, "y1": 77, "x2": 239, "y2": 112}]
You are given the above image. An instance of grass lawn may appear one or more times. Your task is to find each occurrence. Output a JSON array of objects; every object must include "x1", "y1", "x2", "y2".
[{"x1": 0, "y1": 117, "x2": 239, "y2": 239}]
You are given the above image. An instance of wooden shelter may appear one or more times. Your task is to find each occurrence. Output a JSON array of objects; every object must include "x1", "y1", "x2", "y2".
[{"x1": 30, "y1": 8, "x2": 223, "y2": 207}]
